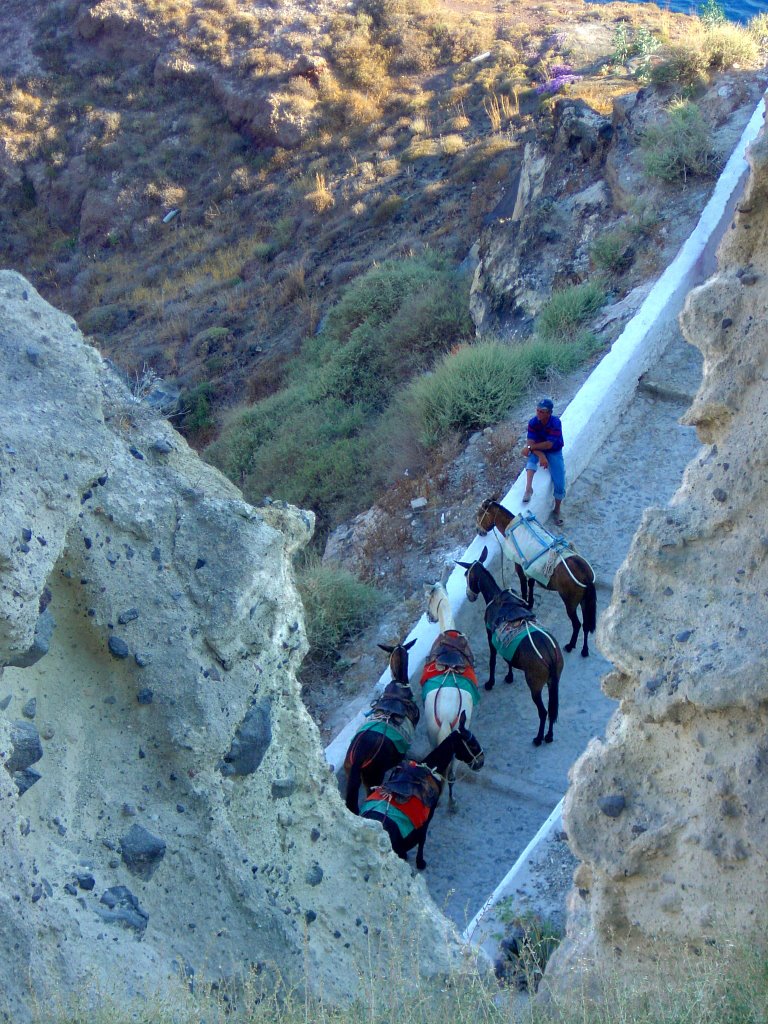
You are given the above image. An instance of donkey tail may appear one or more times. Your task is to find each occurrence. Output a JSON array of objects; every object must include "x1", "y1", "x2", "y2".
[
  {"x1": 583, "y1": 580, "x2": 597, "y2": 636},
  {"x1": 548, "y1": 652, "x2": 560, "y2": 726}
]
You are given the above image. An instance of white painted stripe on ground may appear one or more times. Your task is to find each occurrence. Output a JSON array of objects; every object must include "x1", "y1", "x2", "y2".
[{"x1": 461, "y1": 798, "x2": 563, "y2": 950}]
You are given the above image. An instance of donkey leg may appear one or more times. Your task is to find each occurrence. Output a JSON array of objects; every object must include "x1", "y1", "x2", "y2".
[
  {"x1": 504, "y1": 659, "x2": 514, "y2": 684},
  {"x1": 531, "y1": 690, "x2": 547, "y2": 746},
  {"x1": 484, "y1": 628, "x2": 497, "y2": 690},
  {"x1": 580, "y1": 601, "x2": 590, "y2": 657},
  {"x1": 447, "y1": 758, "x2": 458, "y2": 814},
  {"x1": 415, "y1": 828, "x2": 428, "y2": 870},
  {"x1": 564, "y1": 607, "x2": 581, "y2": 653}
]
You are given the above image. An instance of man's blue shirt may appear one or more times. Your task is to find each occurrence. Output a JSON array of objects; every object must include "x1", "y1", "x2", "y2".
[{"x1": 527, "y1": 414, "x2": 564, "y2": 452}]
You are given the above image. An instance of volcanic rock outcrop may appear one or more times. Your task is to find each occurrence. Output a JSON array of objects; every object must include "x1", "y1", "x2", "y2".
[
  {"x1": 470, "y1": 77, "x2": 766, "y2": 337},
  {"x1": 545, "y1": 124, "x2": 768, "y2": 993},
  {"x1": 0, "y1": 271, "x2": 463, "y2": 1019}
]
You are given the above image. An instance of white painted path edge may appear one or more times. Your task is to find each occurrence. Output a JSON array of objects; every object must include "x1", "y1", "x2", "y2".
[{"x1": 324, "y1": 94, "x2": 766, "y2": 948}]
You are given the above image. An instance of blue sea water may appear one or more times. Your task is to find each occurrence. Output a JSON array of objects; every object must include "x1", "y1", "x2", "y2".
[{"x1": 586, "y1": 0, "x2": 766, "y2": 25}]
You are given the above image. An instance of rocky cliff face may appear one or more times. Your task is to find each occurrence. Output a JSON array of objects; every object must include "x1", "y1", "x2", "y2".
[
  {"x1": 470, "y1": 77, "x2": 766, "y2": 337},
  {"x1": 545, "y1": 125, "x2": 768, "y2": 994},
  {"x1": 0, "y1": 271, "x2": 462, "y2": 1018}
]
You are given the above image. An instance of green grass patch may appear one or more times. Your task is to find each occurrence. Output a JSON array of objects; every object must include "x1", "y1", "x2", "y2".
[
  {"x1": 535, "y1": 282, "x2": 605, "y2": 343},
  {"x1": 296, "y1": 557, "x2": 383, "y2": 660},
  {"x1": 642, "y1": 99, "x2": 715, "y2": 182},
  {"x1": 206, "y1": 255, "x2": 473, "y2": 530},
  {"x1": 398, "y1": 334, "x2": 597, "y2": 448}
]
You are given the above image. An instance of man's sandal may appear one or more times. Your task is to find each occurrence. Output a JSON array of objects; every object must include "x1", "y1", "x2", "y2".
[{"x1": 522, "y1": 489, "x2": 533, "y2": 503}]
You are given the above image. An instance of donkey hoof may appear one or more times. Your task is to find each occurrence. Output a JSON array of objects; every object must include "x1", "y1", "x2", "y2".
[
  {"x1": 533, "y1": 736, "x2": 543, "y2": 747},
  {"x1": 564, "y1": 642, "x2": 575, "y2": 653},
  {"x1": 448, "y1": 801, "x2": 459, "y2": 815},
  {"x1": 581, "y1": 649, "x2": 589, "y2": 658},
  {"x1": 484, "y1": 681, "x2": 494, "y2": 691},
  {"x1": 416, "y1": 859, "x2": 427, "y2": 871},
  {"x1": 545, "y1": 734, "x2": 554, "y2": 744}
]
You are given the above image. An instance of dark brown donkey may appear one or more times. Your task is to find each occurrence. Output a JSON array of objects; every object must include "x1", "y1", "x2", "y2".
[
  {"x1": 459, "y1": 547, "x2": 564, "y2": 746},
  {"x1": 476, "y1": 498, "x2": 597, "y2": 657},
  {"x1": 344, "y1": 639, "x2": 420, "y2": 814}
]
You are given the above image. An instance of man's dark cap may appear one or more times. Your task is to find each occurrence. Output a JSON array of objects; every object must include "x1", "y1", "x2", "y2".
[{"x1": 537, "y1": 397, "x2": 554, "y2": 412}]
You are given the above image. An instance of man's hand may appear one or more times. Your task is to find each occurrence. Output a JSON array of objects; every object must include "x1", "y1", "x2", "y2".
[
  {"x1": 538, "y1": 455, "x2": 548, "y2": 469},
  {"x1": 522, "y1": 444, "x2": 532, "y2": 457}
]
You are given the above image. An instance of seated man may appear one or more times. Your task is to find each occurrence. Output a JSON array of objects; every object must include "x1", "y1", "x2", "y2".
[{"x1": 521, "y1": 397, "x2": 565, "y2": 527}]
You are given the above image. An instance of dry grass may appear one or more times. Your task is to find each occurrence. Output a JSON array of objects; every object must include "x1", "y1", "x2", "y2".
[
  {"x1": 565, "y1": 78, "x2": 637, "y2": 115},
  {"x1": 305, "y1": 172, "x2": 335, "y2": 213}
]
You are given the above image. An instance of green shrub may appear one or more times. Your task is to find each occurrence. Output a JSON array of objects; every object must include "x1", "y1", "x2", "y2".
[
  {"x1": 207, "y1": 257, "x2": 472, "y2": 527},
  {"x1": 371, "y1": 193, "x2": 404, "y2": 224},
  {"x1": 703, "y1": 23, "x2": 760, "y2": 69},
  {"x1": 398, "y1": 341, "x2": 522, "y2": 446},
  {"x1": 535, "y1": 282, "x2": 605, "y2": 343},
  {"x1": 296, "y1": 558, "x2": 383, "y2": 660},
  {"x1": 650, "y1": 45, "x2": 710, "y2": 88},
  {"x1": 398, "y1": 335, "x2": 600, "y2": 448},
  {"x1": 700, "y1": 0, "x2": 725, "y2": 27},
  {"x1": 181, "y1": 381, "x2": 215, "y2": 434},
  {"x1": 642, "y1": 99, "x2": 715, "y2": 182}
]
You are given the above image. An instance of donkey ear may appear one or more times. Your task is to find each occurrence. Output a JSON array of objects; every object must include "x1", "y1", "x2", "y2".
[
  {"x1": 439, "y1": 563, "x2": 452, "y2": 586},
  {"x1": 480, "y1": 545, "x2": 488, "y2": 563},
  {"x1": 456, "y1": 560, "x2": 471, "y2": 570},
  {"x1": 378, "y1": 643, "x2": 394, "y2": 654},
  {"x1": 404, "y1": 638, "x2": 417, "y2": 651}
]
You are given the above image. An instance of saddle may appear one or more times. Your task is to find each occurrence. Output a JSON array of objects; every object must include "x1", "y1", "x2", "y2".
[
  {"x1": 378, "y1": 760, "x2": 442, "y2": 811},
  {"x1": 485, "y1": 590, "x2": 536, "y2": 634},
  {"x1": 370, "y1": 681, "x2": 420, "y2": 728},
  {"x1": 427, "y1": 629, "x2": 474, "y2": 672}
]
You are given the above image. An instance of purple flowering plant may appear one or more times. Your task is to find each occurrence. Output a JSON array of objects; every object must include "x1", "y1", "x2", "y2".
[{"x1": 534, "y1": 63, "x2": 582, "y2": 96}]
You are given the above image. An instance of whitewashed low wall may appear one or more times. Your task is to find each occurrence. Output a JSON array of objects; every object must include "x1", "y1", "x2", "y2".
[{"x1": 324, "y1": 95, "x2": 766, "y2": 938}]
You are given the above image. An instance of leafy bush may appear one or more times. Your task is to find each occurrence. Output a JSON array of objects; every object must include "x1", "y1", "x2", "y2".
[
  {"x1": 181, "y1": 381, "x2": 215, "y2": 434},
  {"x1": 642, "y1": 99, "x2": 715, "y2": 182},
  {"x1": 535, "y1": 282, "x2": 605, "y2": 343},
  {"x1": 399, "y1": 336, "x2": 597, "y2": 448},
  {"x1": 700, "y1": 0, "x2": 725, "y2": 28},
  {"x1": 590, "y1": 229, "x2": 634, "y2": 277},
  {"x1": 207, "y1": 257, "x2": 472, "y2": 528},
  {"x1": 296, "y1": 558, "x2": 383, "y2": 660},
  {"x1": 702, "y1": 23, "x2": 760, "y2": 69}
]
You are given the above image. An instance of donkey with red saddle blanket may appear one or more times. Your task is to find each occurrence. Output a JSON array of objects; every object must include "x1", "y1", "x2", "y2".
[
  {"x1": 344, "y1": 639, "x2": 420, "y2": 814},
  {"x1": 422, "y1": 580, "x2": 481, "y2": 806},
  {"x1": 360, "y1": 711, "x2": 484, "y2": 869}
]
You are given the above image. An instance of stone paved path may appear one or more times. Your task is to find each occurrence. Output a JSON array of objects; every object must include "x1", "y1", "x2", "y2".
[{"x1": 416, "y1": 322, "x2": 704, "y2": 930}]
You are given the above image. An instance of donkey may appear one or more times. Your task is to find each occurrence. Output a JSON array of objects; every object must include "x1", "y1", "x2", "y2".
[
  {"x1": 360, "y1": 712, "x2": 484, "y2": 869},
  {"x1": 476, "y1": 498, "x2": 597, "y2": 657},
  {"x1": 459, "y1": 547, "x2": 564, "y2": 746},
  {"x1": 422, "y1": 579, "x2": 480, "y2": 807},
  {"x1": 344, "y1": 639, "x2": 419, "y2": 814}
]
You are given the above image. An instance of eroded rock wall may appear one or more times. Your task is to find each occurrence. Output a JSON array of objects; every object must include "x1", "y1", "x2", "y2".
[
  {"x1": 546, "y1": 126, "x2": 768, "y2": 992},
  {"x1": 0, "y1": 271, "x2": 463, "y2": 1018}
]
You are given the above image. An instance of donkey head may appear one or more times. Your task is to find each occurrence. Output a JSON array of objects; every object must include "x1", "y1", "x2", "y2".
[
  {"x1": 475, "y1": 499, "x2": 498, "y2": 537},
  {"x1": 378, "y1": 637, "x2": 417, "y2": 682},
  {"x1": 457, "y1": 545, "x2": 489, "y2": 603},
  {"x1": 454, "y1": 710, "x2": 484, "y2": 771}
]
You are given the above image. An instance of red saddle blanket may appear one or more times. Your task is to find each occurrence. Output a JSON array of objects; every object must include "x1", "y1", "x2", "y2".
[{"x1": 377, "y1": 760, "x2": 442, "y2": 811}]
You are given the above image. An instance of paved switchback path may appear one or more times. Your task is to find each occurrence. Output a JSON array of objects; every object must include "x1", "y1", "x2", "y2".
[{"x1": 417, "y1": 322, "x2": 704, "y2": 929}]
